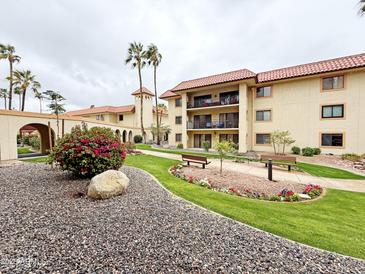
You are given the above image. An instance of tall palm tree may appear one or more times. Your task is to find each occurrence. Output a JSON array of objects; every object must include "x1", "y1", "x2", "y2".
[
  {"x1": 34, "y1": 90, "x2": 44, "y2": 113},
  {"x1": 157, "y1": 103, "x2": 167, "y2": 127},
  {"x1": 12, "y1": 70, "x2": 41, "y2": 111},
  {"x1": 14, "y1": 87, "x2": 22, "y2": 110},
  {"x1": 43, "y1": 90, "x2": 66, "y2": 139},
  {"x1": 0, "y1": 44, "x2": 21, "y2": 110},
  {"x1": 146, "y1": 44, "x2": 163, "y2": 145},
  {"x1": 125, "y1": 42, "x2": 147, "y2": 142},
  {"x1": 360, "y1": 0, "x2": 365, "y2": 15},
  {"x1": 0, "y1": 88, "x2": 7, "y2": 109}
]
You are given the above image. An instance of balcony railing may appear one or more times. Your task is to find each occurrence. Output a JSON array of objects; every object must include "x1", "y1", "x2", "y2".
[
  {"x1": 187, "y1": 120, "x2": 239, "y2": 129},
  {"x1": 187, "y1": 95, "x2": 239, "y2": 109}
]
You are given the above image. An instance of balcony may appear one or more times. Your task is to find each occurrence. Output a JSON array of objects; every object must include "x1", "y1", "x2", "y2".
[
  {"x1": 187, "y1": 120, "x2": 239, "y2": 130},
  {"x1": 187, "y1": 94, "x2": 239, "y2": 109}
]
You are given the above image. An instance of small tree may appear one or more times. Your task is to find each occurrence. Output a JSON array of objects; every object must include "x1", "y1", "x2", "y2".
[
  {"x1": 43, "y1": 90, "x2": 66, "y2": 139},
  {"x1": 270, "y1": 130, "x2": 295, "y2": 155},
  {"x1": 0, "y1": 88, "x2": 7, "y2": 109},
  {"x1": 215, "y1": 141, "x2": 234, "y2": 175}
]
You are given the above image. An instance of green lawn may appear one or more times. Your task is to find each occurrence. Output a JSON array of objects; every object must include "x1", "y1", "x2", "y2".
[
  {"x1": 17, "y1": 147, "x2": 34, "y2": 154},
  {"x1": 297, "y1": 162, "x2": 365, "y2": 180},
  {"x1": 21, "y1": 156, "x2": 48, "y2": 163},
  {"x1": 136, "y1": 144, "x2": 365, "y2": 180},
  {"x1": 125, "y1": 154, "x2": 365, "y2": 259}
]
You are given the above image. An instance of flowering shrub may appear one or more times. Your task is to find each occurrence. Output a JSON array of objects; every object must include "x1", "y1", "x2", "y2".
[
  {"x1": 49, "y1": 125, "x2": 126, "y2": 178},
  {"x1": 303, "y1": 184, "x2": 322, "y2": 198}
]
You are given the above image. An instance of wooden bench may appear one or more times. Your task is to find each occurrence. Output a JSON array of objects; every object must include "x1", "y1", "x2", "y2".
[
  {"x1": 182, "y1": 154, "x2": 211, "y2": 169},
  {"x1": 260, "y1": 155, "x2": 297, "y2": 171}
]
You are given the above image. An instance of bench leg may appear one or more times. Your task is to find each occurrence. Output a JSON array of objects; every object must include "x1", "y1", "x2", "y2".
[
  {"x1": 202, "y1": 164, "x2": 205, "y2": 169},
  {"x1": 288, "y1": 165, "x2": 291, "y2": 172},
  {"x1": 265, "y1": 163, "x2": 268, "y2": 168},
  {"x1": 187, "y1": 161, "x2": 190, "y2": 166}
]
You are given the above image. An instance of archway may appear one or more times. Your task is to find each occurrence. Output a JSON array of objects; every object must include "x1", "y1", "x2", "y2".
[
  {"x1": 128, "y1": 131, "x2": 133, "y2": 142},
  {"x1": 115, "y1": 129, "x2": 121, "y2": 141},
  {"x1": 122, "y1": 130, "x2": 127, "y2": 143},
  {"x1": 17, "y1": 123, "x2": 55, "y2": 158}
]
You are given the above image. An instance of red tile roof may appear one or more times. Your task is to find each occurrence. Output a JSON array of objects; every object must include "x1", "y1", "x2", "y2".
[
  {"x1": 131, "y1": 86, "x2": 155, "y2": 96},
  {"x1": 67, "y1": 105, "x2": 135, "y2": 116},
  {"x1": 159, "y1": 89, "x2": 180, "y2": 99},
  {"x1": 257, "y1": 53, "x2": 365, "y2": 83},
  {"x1": 170, "y1": 68, "x2": 256, "y2": 92}
]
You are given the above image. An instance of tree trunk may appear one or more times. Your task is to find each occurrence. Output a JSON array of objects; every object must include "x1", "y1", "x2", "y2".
[
  {"x1": 8, "y1": 61, "x2": 13, "y2": 110},
  {"x1": 137, "y1": 64, "x2": 145, "y2": 143},
  {"x1": 4, "y1": 96, "x2": 7, "y2": 109},
  {"x1": 21, "y1": 88, "x2": 26, "y2": 111},
  {"x1": 273, "y1": 142, "x2": 276, "y2": 155},
  {"x1": 282, "y1": 143, "x2": 286, "y2": 155},
  {"x1": 56, "y1": 100, "x2": 59, "y2": 139},
  {"x1": 154, "y1": 65, "x2": 160, "y2": 145},
  {"x1": 220, "y1": 157, "x2": 223, "y2": 175},
  {"x1": 39, "y1": 99, "x2": 42, "y2": 113},
  {"x1": 18, "y1": 94, "x2": 21, "y2": 111}
]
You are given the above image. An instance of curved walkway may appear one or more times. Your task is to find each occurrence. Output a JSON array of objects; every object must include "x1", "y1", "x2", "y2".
[
  {"x1": 0, "y1": 164, "x2": 364, "y2": 273},
  {"x1": 140, "y1": 150, "x2": 365, "y2": 193}
]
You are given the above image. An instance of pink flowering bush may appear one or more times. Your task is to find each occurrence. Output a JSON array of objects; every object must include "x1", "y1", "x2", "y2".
[
  {"x1": 50, "y1": 125, "x2": 126, "y2": 178},
  {"x1": 303, "y1": 184, "x2": 322, "y2": 198}
]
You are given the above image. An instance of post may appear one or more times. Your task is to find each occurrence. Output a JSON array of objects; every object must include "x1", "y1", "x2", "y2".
[
  {"x1": 48, "y1": 121, "x2": 53, "y2": 152},
  {"x1": 61, "y1": 119, "x2": 65, "y2": 137},
  {"x1": 268, "y1": 159, "x2": 273, "y2": 181}
]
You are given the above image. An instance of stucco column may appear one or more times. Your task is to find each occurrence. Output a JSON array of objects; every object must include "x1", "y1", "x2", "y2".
[
  {"x1": 238, "y1": 83, "x2": 248, "y2": 152},
  {"x1": 181, "y1": 92, "x2": 188, "y2": 149}
]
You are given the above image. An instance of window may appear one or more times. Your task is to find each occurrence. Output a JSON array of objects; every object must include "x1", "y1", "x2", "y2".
[
  {"x1": 175, "y1": 134, "x2": 182, "y2": 142},
  {"x1": 256, "y1": 133, "x2": 271, "y2": 145},
  {"x1": 322, "y1": 75, "x2": 344, "y2": 90},
  {"x1": 218, "y1": 112, "x2": 239, "y2": 128},
  {"x1": 321, "y1": 104, "x2": 344, "y2": 118},
  {"x1": 256, "y1": 110, "x2": 271, "y2": 121},
  {"x1": 193, "y1": 134, "x2": 212, "y2": 148},
  {"x1": 321, "y1": 133, "x2": 344, "y2": 147},
  {"x1": 219, "y1": 134, "x2": 239, "y2": 144},
  {"x1": 193, "y1": 94, "x2": 212, "y2": 108},
  {"x1": 175, "y1": 116, "x2": 182, "y2": 124},
  {"x1": 175, "y1": 98, "x2": 182, "y2": 107},
  {"x1": 119, "y1": 114, "x2": 124, "y2": 121},
  {"x1": 256, "y1": 86, "x2": 272, "y2": 97},
  {"x1": 96, "y1": 114, "x2": 104, "y2": 121},
  {"x1": 193, "y1": 115, "x2": 212, "y2": 129},
  {"x1": 219, "y1": 91, "x2": 239, "y2": 105}
]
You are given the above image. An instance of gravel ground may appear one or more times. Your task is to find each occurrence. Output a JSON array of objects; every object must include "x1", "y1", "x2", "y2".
[
  {"x1": 180, "y1": 166, "x2": 305, "y2": 196},
  {"x1": 0, "y1": 164, "x2": 364, "y2": 274}
]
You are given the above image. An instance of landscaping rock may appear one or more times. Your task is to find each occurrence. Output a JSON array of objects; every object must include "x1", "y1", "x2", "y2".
[
  {"x1": 87, "y1": 170, "x2": 129, "y2": 199},
  {"x1": 299, "y1": 193, "x2": 311, "y2": 200}
]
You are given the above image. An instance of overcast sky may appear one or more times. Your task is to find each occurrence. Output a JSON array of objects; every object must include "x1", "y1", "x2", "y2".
[{"x1": 0, "y1": 0, "x2": 364, "y2": 112}]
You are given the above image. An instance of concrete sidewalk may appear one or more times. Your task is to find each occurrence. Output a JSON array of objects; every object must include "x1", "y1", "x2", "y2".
[{"x1": 140, "y1": 149, "x2": 365, "y2": 193}]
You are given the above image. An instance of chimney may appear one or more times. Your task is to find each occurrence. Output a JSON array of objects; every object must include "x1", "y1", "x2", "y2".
[{"x1": 90, "y1": 105, "x2": 95, "y2": 109}]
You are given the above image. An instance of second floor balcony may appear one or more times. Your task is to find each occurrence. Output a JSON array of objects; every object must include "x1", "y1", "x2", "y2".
[
  {"x1": 187, "y1": 91, "x2": 239, "y2": 109},
  {"x1": 187, "y1": 119, "x2": 239, "y2": 130}
]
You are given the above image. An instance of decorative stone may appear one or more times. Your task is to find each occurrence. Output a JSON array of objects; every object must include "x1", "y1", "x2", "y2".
[
  {"x1": 88, "y1": 170, "x2": 129, "y2": 199},
  {"x1": 299, "y1": 194, "x2": 311, "y2": 200}
]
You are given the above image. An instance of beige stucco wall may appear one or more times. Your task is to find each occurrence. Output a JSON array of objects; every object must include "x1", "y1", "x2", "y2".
[
  {"x1": 0, "y1": 110, "x2": 141, "y2": 161},
  {"x1": 167, "y1": 97, "x2": 183, "y2": 147},
  {"x1": 251, "y1": 70, "x2": 365, "y2": 154}
]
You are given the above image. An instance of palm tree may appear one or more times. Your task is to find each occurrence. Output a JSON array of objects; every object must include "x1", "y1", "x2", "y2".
[
  {"x1": 12, "y1": 70, "x2": 41, "y2": 111},
  {"x1": 125, "y1": 42, "x2": 147, "y2": 142},
  {"x1": 0, "y1": 88, "x2": 7, "y2": 109},
  {"x1": 14, "y1": 87, "x2": 22, "y2": 110},
  {"x1": 0, "y1": 44, "x2": 21, "y2": 110},
  {"x1": 146, "y1": 44, "x2": 163, "y2": 145},
  {"x1": 43, "y1": 90, "x2": 66, "y2": 139},
  {"x1": 360, "y1": 0, "x2": 365, "y2": 15},
  {"x1": 157, "y1": 103, "x2": 167, "y2": 126},
  {"x1": 34, "y1": 90, "x2": 44, "y2": 113}
]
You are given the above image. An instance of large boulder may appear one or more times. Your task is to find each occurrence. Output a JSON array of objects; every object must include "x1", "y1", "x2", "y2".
[{"x1": 87, "y1": 170, "x2": 129, "y2": 199}]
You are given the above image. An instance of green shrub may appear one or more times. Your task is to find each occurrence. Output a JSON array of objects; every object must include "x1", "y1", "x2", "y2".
[
  {"x1": 177, "y1": 143, "x2": 184, "y2": 149},
  {"x1": 269, "y1": 195, "x2": 281, "y2": 201},
  {"x1": 291, "y1": 146, "x2": 301, "y2": 155},
  {"x1": 313, "y1": 148, "x2": 321, "y2": 155},
  {"x1": 308, "y1": 189, "x2": 321, "y2": 198},
  {"x1": 341, "y1": 153, "x2": 361, "y2": 162},
  {"x1": 133, "y1": 135, "x2": 143, "y2": 143},
  {"x1": 49, "y1": 125, "x2": 126, "y2": 178},
  {"x1": 202, "y1": 141, "x2": 210, "y2": 152},
  {"x1": 302, "y1": 147, "x2": 314, "y2": 157},
  {"x1": 291, "y1": 194, "x2": 300, "y2": 202},
  {"x1": 29, "y1": 136, "x2": 40, "y2": 150}
]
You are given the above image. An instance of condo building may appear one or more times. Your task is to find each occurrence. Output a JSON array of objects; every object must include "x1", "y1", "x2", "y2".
[
  {"x1": 160, "y1": 53, "x2": 365, "y2": 154},
  {"x1": 67, "y1": 87, "x2": 168, "y2": 142}
]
